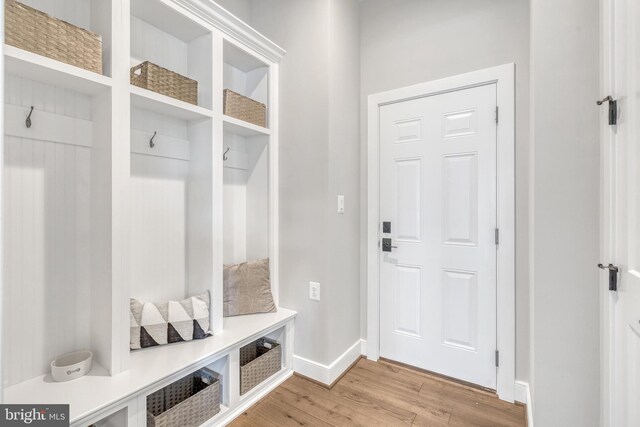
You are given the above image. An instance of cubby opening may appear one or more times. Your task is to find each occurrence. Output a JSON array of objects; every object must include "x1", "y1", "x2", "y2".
[
  {"x1": 223, "y1": 134, "x2": 269, "y2": 266},
  {"x1": 14, "y1": 0, "x2": 114, "y2": 77},
  {"x1": 223, "y1": 41, "x2": 269, "y2": 128},
  {"x1": 93, "y1": 407, "x2": 129, "y2": 427},
  {"x1": 130, "y1": 0, "x2": 212, "y2": 110},
  {"x1": 2, "y1": 74, "x2": 113, "y2": 387},
  {"x1": 128, "y1": 105, "x2": 214, "y2": 320},
  {"x1": 206, "y1": 356, "x2": 230, "y2": 409},
  {"x1": 238, "y1": 329, "x2": 285, "y2": 399}
]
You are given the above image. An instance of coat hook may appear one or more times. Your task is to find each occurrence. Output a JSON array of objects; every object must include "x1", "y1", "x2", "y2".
[
  {"x1": 150, "y1": 131, "x2": 157, "y2": 148},
  {"x1": 26, "y1": 106, "x2": 34, "y2": 128},
  {"x1": 223, "y1": 147, "x2": 230, "y2": 161},
  {"x1": 597, "y1": 95, "x2": 614, "y2": 105}
]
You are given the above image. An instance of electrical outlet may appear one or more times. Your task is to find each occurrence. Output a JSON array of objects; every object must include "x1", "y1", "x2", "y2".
[{"x1": 309, "y1": 281, "x2": 320, "y2": 301}]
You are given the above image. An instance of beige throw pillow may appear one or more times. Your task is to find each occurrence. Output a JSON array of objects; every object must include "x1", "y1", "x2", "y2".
[{"x1": 224, "y1": 258, "x2": 276, "y2": 317}]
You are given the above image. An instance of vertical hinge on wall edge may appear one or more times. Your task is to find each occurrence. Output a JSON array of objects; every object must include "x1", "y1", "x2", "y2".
[
  {"x1": 495, "y1": 228, "x2": 500, "y2": 245},
  {"x1": 495, "y1": 106, "x2": 499, "y2": 124},
  {"x1": 495, "y1": 350, "x2": 499, "y2": 367}
]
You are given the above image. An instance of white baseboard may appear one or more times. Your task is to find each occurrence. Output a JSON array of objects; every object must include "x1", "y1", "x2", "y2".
[
  {"x1": 515, "y1": 380, "x2": 533, "y2": 427},
  {"x1": 360, "y1": 338, "x2": 367, "y2": 355},
  {"x1": 293, "y1": 338, "x2": 364, "y2": 386}
]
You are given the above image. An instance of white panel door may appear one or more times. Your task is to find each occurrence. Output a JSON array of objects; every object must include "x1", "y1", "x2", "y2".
[
  {"x1": 379, "y1": 84, "x2": 497, "y2": 389},
  {"x1": 606, "y1": 0, "x2": 640, "y2": 425}
]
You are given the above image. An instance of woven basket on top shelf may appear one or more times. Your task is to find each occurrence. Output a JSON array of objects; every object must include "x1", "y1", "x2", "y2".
[
  {"x1": 131, "y1": 61, "x2": 198, "y2": 105},
  {"x1": 223, "y1": 89, "x2": 267, "y2": 128},
  {"x1": 147, "y1": 367, "x2": 221, "y2": 427},
  {"x1": 5, "y1": 0, "x2": 103, "y2": 74}
]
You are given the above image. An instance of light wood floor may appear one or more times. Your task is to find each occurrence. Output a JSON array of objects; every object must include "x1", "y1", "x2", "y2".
[{"x1": 230, "y1": 358, "x2": 526, "y2": 426}]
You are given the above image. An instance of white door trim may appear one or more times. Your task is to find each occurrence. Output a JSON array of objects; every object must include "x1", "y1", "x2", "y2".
[
  {"x1": 366, "y1": 64, "x2": 516, "y2": 402},
  {"x1": 599, "y1": 0, "x2": 620, "y2": 424}
]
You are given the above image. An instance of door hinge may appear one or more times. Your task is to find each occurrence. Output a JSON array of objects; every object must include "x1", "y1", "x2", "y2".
[
  {"x1": 495, "y1": 106, "x2": 499, "y2": 124},
  {"x1": 495, "y1": 350, "x2": 500, "y2": 367},
  {"x1": 495, "y1": 228, "x2": 500, "y2": 245}
]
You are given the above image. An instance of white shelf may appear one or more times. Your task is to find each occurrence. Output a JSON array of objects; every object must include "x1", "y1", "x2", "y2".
[
  {"x1": 130, "y1": 85, "x2": 213, "y2": 121},
  {"x1": 223, "y1": 114, "x2": 271, "y2": 137},
  {"x1": 132, "y1": 0, "x2": 210, "y2": 42},
  {"x1": 3, "y1": 308, "x2": 296, "y2": 425},
  {"x1": 224, "y1": 41, "x2": 268, "y2": 73},
  {"x1": 4, "y1": 45, "x2": 112, "y2": 95}
]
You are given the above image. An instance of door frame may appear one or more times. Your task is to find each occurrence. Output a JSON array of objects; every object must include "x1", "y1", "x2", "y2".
[
  {"x1": 366, "y1": 64, "x2": 516, "y2": 401},
  {"x1": 599, "y1": 0, "x2": 618, "y2": 424}
]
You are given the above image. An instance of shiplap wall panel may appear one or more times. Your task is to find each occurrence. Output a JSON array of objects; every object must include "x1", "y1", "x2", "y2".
[
  {"x1": 129, "y1": 108, "x2": 189, "y2": 303},
  {"x1": 3, "y1": 76, "x2": 93, "y2": 387},
  {"x1": 245, "y1": 138, "x2": 269, "y2": 261},
  {"x1": 3, "y1": 137, "x2": 92, "y2": 387},
  {"x1": 131, "y1": 16, "x2": 188, "y2": 76},
  {"x1": 223, "y1": 132, "x2": 246, "y2": 265},
  {"x1": 129, "y1": 154, "x2": 188, "y2": 302},
  {"x1": 18, "y1": 0, "x2": 91, "y2": 33}
]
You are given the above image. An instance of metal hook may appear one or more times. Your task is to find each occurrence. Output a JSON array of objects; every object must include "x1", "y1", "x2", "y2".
[
  {"x1": 150, "y1": 131, "x2": 157, "y2": 148},
  {"x1": 597, "y1": 95, "x2": 613, "y2": 105},
  {"x1": 26, "y1": 106, "x2": 34, "y2": 128},
  {"x1": 597, "y1": 96, "x2": 618, "y2": 125},
  {"x1": 223, "y1": 147, "x2": 230, "y2": 161}
]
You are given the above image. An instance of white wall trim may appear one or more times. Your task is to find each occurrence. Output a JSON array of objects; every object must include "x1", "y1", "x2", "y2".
[
  {"x1": 293, "y1": 339, "x2": 364, "y2": 386},
  {"x1": 515, "y1": 381, "x2": 534, "y2": 427},
  {"x1": 171, "y1": 0, "x2": 286, "y2": 63},
  {"x1": 366, "y1": 64, "x2": 516, "y2": 402},
  {"x1": 599, "y1": 0, "x2": 615, "y2": 426}
]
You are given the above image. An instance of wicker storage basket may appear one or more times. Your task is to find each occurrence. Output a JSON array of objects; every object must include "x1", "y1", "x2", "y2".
[
  {"x1": 5, "y1": 0, "x2": 103, "y2": 74},
  {"x1": 147, "y1": 367, "x2": 221, "y2": 427},
  {"x1": 131, "y1": 61, "x2": 198, "y2": 105},
  {"x1": 223, "y1": 89, "x2": 267, "y2": 128},
  {"x1": 239, "y1": 338, "x2": 281, "y2": 395}
]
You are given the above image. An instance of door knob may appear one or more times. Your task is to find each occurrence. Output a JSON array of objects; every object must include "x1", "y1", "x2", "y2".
[{"x1": 382, "y1": 238, "x2": 397, "y2": 252}]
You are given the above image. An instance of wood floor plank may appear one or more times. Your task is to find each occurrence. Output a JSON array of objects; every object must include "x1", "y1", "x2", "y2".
[
  {"x1": 338, "y1": 371, "x2": 452, "y2": 425},
  {"x1": 352, "y1": 359, "x2": 424, "y2": 392},
  {"x1": 227, "y1": 412, "x2": 262, "y2": 427},
  {"x1": 276, "y1": 378, "x2": 390, "y2": 426},
  {"x1": 228, "y1": 360, "x2": 526, "y2": 427},
  {"x1": 284, "y1": 379, "x2": 414, "y2": 426},
  {"x1": 331, "y1": 381, "x2": 417, "y2": 425},
  {"x1": 243, "y1": 396, "x2": 334, "y2": 426}
]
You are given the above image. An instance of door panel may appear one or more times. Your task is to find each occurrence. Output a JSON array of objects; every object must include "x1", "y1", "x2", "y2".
[
  {"x1": 379, "y1": 84, "x2": 497, "y2": 389},
  {"x1": 443, "y1": 153, "x2": 478, "y2": 246},
  {"x1": 393, "y1": 265, "x2": 422, "y2": 337},
  {"x1": 395, "y1": 158, "x2": 422, "y2": 241},
  {"x1": 442, "y1": 269, "x2": 478, "y2": 351}
]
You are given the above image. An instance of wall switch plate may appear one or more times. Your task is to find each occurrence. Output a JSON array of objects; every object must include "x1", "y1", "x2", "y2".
[
  {"x1": 337, "y1": 195, "x2": 345, "y2": 214},
  {"x1": 309, "y1": 281, "x2": 320, "y2": 301}
]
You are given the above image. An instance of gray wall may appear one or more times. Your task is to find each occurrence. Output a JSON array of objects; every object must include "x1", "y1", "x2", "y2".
[
  {"x1": 359, "y1": 0, "x2": 531, "y2": 383},
  {"x1": 214, "y1": 0, "x2": 252, "y2": 23},
  {"x1": 249, "y1": 0, "x2": 362, "y2": 366},
  {"x1": 530, "y1": 0, "x2": 600, "y2": 424}
]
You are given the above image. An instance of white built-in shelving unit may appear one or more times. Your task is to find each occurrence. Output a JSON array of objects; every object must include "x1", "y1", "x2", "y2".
[{"x1": 1, "y1": 1, "x2": 293, "y2": 425}]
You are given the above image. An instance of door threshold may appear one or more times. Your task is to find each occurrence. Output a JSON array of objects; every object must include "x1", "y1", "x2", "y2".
[{"x1": 378, "y1": 357, "x2": 497, "y2": 395}]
